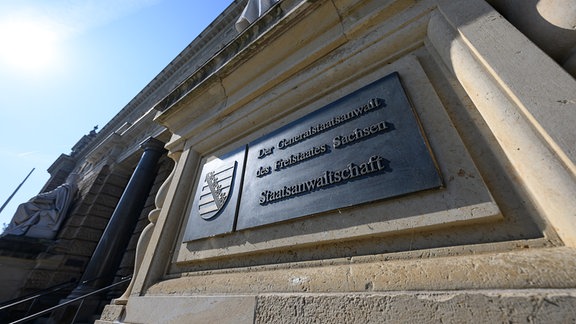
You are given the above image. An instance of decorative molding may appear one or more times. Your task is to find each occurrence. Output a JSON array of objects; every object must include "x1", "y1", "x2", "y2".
[
  {"x1": 114, "y1": 150, "x2": 179, "y2": 305},
  {"x1": 153, "y1": 0, "x2": 310, "y2": 115}
]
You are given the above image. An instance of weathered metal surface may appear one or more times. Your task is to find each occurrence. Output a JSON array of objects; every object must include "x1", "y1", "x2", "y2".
[{"x1": 236, "y1": 72, "x2": 442, "y2": 230}]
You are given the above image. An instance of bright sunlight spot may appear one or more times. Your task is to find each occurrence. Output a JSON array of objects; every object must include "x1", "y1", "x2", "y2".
[{"x1": 0, "y1": 17, "x2": 62, "y2": 72}]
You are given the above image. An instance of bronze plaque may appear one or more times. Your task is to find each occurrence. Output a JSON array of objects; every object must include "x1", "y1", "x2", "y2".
[{"x1": 236, "y1": 72, "x2": 442, "y2": 230}]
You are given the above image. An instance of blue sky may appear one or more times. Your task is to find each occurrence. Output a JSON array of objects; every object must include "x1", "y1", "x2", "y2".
[{"x1": 0, "y1": 0, "x2": 233, "y2": 228}]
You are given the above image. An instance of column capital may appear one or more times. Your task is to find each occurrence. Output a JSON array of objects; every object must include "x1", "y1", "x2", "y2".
[{"x1": 140, "y1": 137, "x2": 166, "y2": 153}]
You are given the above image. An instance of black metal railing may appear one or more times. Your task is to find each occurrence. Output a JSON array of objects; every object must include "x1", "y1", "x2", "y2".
[
  {"x1": 6, "y1": 276, "x2": 131, "y2": 324},
  {"x1": 0, "y1": 277, "x2": 77, "y2": 314},
  {"x1": 0, "y1": 277, "x2": 83, "y2": 322}
]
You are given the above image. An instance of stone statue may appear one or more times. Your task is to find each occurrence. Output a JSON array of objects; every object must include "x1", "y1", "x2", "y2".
[
  {"x1": 235, "y1": 0, "x2": 280, "y2": 32},
  {"x1": 2, "y1": 174, "x2": 79, "y2": 239}
]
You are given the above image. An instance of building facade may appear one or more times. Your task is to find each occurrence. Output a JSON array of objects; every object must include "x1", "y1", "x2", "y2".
[{"x1": 3, "y1": 0, "x2": 576, "y2": 323}]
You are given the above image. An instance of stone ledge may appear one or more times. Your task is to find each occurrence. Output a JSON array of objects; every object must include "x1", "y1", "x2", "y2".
[
  {"x1": 255, "y1": 289, "x2": 576, "y2": 323},
  {"x1": 150, "y1": 247, "x2": 576, "y2": 295},
  {"x1": 98, "y1": 304, "x2": 125, "y2": 322},
  {"x1": 110, "y1": 289, "x2": 576, "y2": 323},
  {"x1": 123, "y1": 295, "x2": 256, "y2": 324}
]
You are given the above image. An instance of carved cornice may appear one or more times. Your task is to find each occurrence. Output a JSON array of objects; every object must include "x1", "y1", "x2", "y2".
[
  {"x1": 47, "y1": 154, "x2": 76, "y2": 174},
  {"x1": 84, "y1": 109, "x2": 166, "y2": 166},
  {"x1": 153, "y1": 0, "x2": 305, "y2": 115}
]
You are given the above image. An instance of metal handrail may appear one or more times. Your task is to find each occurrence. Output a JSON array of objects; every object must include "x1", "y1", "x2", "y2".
[
  {"x1": 0, "y1": 278, "x2": 77, "y2": 311},
  {"x1": 0, "y1": 274, "x2": 110, "y2": 318},
  {"x1": 10, "y1": 275, "x2": 132, "y2": 324}
]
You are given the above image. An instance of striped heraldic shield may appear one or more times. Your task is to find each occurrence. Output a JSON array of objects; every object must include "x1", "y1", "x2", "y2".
[{"x1": 198, "y1": 163, "x2": 236, "y2": 220}]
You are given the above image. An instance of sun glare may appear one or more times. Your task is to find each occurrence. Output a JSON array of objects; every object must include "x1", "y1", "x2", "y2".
[{"x1": 0, "y1": 18, "x2": 62, "y2": 72}]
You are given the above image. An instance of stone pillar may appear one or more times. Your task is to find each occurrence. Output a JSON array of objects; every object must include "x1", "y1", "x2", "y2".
[
  {"x1": 50, "y1": 138, "x2": 166, "y2": 323},
  {"x1": 486, "y1": 0, "x2": 576, "y2": 77},
  {"x1": 71, "y1": 137, "x2": 167, "y2": 297}
]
